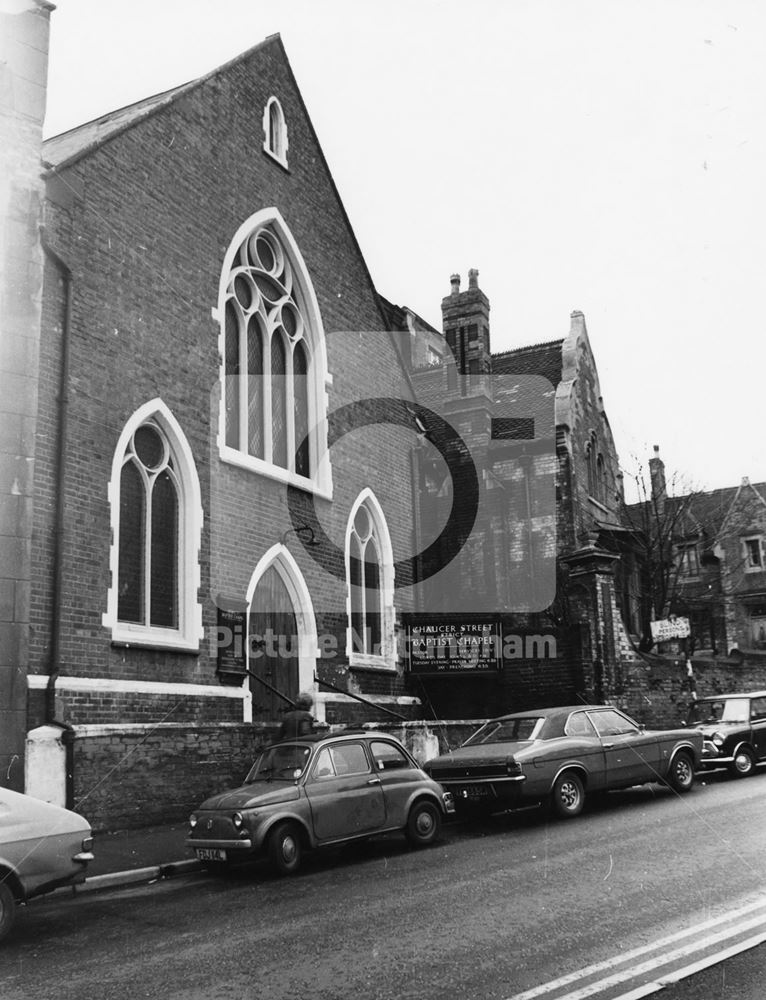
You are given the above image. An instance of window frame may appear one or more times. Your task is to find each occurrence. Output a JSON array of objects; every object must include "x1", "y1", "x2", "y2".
[
  {"x1": 216, "y1": 209, "x2": 332, "y2": 498},
  {"x1": 345, "y1": 489, "x2": 396, "y2": 671},
  {"x1": 103, "y1": 400, "x2": 203, "y2": 651},
  {"x1": 262, "y1": 96, "x2": 289, "y2": 169},
  {"x1": 743, "y1": 535, "x2": 764, "y2": 573}
]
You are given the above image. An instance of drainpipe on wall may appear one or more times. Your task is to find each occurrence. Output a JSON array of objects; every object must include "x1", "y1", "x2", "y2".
[{"x1": 40, "y1": 236, "x2": 72, "y2": 731}]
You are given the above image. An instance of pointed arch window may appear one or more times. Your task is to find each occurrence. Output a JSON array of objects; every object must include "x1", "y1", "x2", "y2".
[
  {"x1": 346, "y1": 492, "x2": 396, "y2": 670},
  {"x1": 219, "y1": 212, "x2": 331, "y2": 495},
  {"x1": 263, "y1": 96, "x2": 288, "y2": 168},
  {"x1": 104, "y1": 403, "x2": 203, "y2": 650}
]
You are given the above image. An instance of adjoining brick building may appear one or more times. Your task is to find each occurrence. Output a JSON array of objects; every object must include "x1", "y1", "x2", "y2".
[{"x1": 387, "y1": 271, "x2": 639, "y2": 719}]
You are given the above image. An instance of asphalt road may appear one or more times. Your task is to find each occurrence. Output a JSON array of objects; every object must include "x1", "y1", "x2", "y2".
[{"x1": 2, "y1": 770, "x2": 765, "y2": 1000}]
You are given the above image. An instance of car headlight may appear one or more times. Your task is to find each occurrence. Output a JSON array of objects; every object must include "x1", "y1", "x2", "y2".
[
  {"x1": 232, "y1": 812, "x2": 244, "y2": 829},
  {"x1": 189, "y1": 814, "x2": 198, "y2": 828},
  {"x1": 506, "y1": 756, "x2": 522, "y2": 775},
  {"x1": 711, "y1": 732, "x2": 725, "y2": 747}
]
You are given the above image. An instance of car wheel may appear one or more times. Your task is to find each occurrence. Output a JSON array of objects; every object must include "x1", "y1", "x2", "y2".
[
  {"x1": 729, "y1": 747, "x2": 756, "y2": 779},
  {"x1": 551, "y1": 771, "x2": 585, "y2": 818},
  {"x1": 667, "y1": 751, "x2": 695, "y2": 792},
  {"x1": 0, "y1": 882, "x2": 17, "y2": 943},
  {"x1": 406, "y1": 800, "x2": 442, "y2": 847},
  {"x1": 267, "y1": 822, "x2": 303, "y2": 875}
]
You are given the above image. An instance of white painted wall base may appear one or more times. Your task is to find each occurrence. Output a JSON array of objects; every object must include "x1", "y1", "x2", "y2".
[{"x1": 25, "y1": 725, "x2": 66, "y2": 807}]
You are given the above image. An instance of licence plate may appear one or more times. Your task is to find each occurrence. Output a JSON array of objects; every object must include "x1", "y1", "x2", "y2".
[
  {"x1": 459, "y1": 784, "x2": 491, "y2": 800},
  {"x1": 195, "y1": 848, "x2": 227, "y2": 862}
]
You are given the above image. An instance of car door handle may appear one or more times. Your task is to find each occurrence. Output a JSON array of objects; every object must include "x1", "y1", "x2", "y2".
[
  {"x1": 602, "y1": 742, "x2": 614, "y2": 749},
  {"x1": 367, "y1": 777, "x2": 381, "y2": 785}
]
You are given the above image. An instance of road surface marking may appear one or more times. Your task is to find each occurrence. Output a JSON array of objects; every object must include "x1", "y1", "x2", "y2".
[
  {"x1": 504, "y1": 894, "x2": 766, "y2": 1000},
  {"x1": 610, "y1": 928, "x2": 766, "y2": 1000}
]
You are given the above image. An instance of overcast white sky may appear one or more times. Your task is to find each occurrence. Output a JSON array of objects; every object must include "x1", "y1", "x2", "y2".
[{"x1": 42, "y1": 0, "x2": 766, "y2": 497}]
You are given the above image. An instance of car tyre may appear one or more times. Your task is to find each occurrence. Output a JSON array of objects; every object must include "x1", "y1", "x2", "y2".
[
  {"x1": 267, "y1": 821, "x2": 303, "y2": 876},
  {"x1": 0, "y1": 881, "x2": 17, "y2": 943},
  {"x1": 729, "y1": 747, "x2": 756, "y2": 779},
  {"x1": 550, "y1": 771, "x2": 585, "y2": 818},
  {"x1": 406, "y1": 800, "x2": 441, "y2": 847},
  {"x1": 667, "y1": 750, "x2": 695, "y2": 792}
]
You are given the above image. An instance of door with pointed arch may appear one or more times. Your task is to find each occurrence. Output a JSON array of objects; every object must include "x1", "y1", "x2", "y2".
[{"x1": 249, "y1": 565, "x2": 300, "y2": 720}]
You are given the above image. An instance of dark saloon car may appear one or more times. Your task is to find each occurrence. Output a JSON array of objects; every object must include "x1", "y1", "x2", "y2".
[
  {"x1": 423, "y1": 705, "x2": 703, "y2": 819},
  {"x1": 187, "y1": 731, "x2": 455, "y2": 875},
  {"x1": 687, "y1": 691, "x2": 766, "y2": 778}
]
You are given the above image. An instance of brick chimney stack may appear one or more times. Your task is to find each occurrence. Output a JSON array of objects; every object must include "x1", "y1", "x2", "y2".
[
  {"x1": 649, "y1": 445, "x2": 666, "y2": 514},
  {"x1": 441, "y1": 269, "x2": 491, "y2": 375}
]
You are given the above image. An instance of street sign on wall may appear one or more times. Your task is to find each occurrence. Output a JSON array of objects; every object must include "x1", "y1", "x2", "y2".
[
  {"x1": 650, "y1": 616, "x2": 691, "y2": 642},
  {"x1": 407, "y1": 620, "x2": 502, "y2": 674}
]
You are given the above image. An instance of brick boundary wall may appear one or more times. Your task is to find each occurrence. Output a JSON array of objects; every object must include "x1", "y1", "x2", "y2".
[
  {"x1": 614, "y1": 651, "x2": 766, "y2": 729},
  {"x1": 71, "y1": 723, "x2": 279, "y2": 832}
]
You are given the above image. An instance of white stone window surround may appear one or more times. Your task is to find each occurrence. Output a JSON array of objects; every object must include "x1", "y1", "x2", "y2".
[
  {"x1": 214, "y1": 208, "x2": 333, "y2": 499},
  {"x1": 345, "y1": 488, "x2": 397, "y2": 671},
  {"x1": 743, "y1": 535, "x2": 765, "y2": 572},
  {"x1": 246, "y1": 543, "x2": 321, "y2": 718},
  {"x1": 103, "y1": 399, "x2": 203, "y2": 651},
  {"x1": 262, "y1": 96, "x2": 289, "y2": 169}
]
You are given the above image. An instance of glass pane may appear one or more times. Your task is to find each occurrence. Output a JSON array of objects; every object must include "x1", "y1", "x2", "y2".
[
  {"x1": 365, "y1": 541, "x2": 382, "y2": 651},
  {"x1": 271, "y1": 331, "x2": 287, "y2": 468},
  {"x1": 349, "y1": 534, "x2": 364, "y2": 651},
  {"x1": 118, "y1": 461, "x2": 144, "y2": 623},
  {"x1": 133, "y1": 424, "x2": 164, "y2": 470},
  {"x1": 224, "y1": 301, "x2": 240, "y2": 449},
  {"x1": 150, "y1": 470, "x2": 178, "y2": 628},
  {"x1": 247, "y1": 316, "x2": 264, "y2": 459},
  {"x1": 293, "y1": 341, "x2": 310, "y2": 477}
]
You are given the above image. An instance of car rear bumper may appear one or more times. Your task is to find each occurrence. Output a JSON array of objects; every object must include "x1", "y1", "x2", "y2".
[
  {"x1": 186, "y1": 838, "x2": 254, "y2": 850},
  {"x1": 434, "y1": 774, "x2": 526, "y2": 810}
]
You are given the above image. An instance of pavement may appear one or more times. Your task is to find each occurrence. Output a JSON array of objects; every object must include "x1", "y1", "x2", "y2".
[{"x1": 71, "y1": 821, "x2": 202, "y2": 893}]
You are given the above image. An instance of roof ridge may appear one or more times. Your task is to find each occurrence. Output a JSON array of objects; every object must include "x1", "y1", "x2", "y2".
[
  {"x1": 492, "y1": 338, "x2": 565, "y2": 358},
  {"x1": 43, "y1": 35, "x2": 280, "y2": 172}
]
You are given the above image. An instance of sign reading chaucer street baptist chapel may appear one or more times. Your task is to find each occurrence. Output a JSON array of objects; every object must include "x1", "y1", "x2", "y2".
[{"x1": 407, "y1": 620, "x2": 502, "y2": 674}]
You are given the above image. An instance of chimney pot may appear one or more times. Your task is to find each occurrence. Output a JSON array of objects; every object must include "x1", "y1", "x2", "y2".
[
  {"x1": 450, "y1": 273, "x2": 460, "y2": 295},
  {"x1": 468, "y1": 268, "x2": 479, "y2": 290}
]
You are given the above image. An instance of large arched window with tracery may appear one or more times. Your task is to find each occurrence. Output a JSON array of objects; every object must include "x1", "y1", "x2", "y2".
[
  {"x1": 219, "y1": 212, "x2": 329, "y2": 493},
  {"x1": 103, "y1": 400, "x2": 203, "y2": 650}
]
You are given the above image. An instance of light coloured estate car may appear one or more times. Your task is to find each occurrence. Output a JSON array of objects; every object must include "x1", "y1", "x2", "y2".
[
  {"x1": 187, "y1": 731, "x2": 455, "y2": 875},
  {"x1": 0, "y1": 787, "x2": 94, "y2": 942},
  {"x1": 423, "y1": 705, "x2": 703, "y2": 818}
]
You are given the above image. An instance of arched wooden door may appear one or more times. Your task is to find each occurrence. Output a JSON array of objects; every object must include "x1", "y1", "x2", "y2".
[{"x1": 248, "y1": 565, "x2": 300, "y2": 719}]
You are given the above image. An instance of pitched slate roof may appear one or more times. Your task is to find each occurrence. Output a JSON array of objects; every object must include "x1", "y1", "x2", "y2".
[
  {"x1": 492, "y1": 339, "x2": 564, "y2": 388},
  {"x1": 42, "y1": 36, "x2": 276, "y2": 172},
  {"x1": 627, "y1": 481, "x2": 766, "y2": 544}
]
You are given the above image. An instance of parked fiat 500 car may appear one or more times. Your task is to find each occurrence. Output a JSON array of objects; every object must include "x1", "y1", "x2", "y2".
[
  {"x1": 687, "y1": 691, "x2": 766, "y2": 778},
  {"x1": 422, "y1": 705, "x2": 703, "y2": 819},
  {"x1": 0, "y1": 788, "x2": 94, "y2": 942},
  {"x1": 186, "y1": 731, "x2": 455, "y2": 875}
]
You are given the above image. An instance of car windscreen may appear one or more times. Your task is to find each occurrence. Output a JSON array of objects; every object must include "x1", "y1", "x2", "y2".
[
  {"x1": 246, "y1": 743, "x2": 312, "y2": 782},
  {"x1": 463, "y1": 717, "x2": 545, "y2": 745},
  {"x1": 688, "y1": 699, "x2": 749, "y2": 725}
]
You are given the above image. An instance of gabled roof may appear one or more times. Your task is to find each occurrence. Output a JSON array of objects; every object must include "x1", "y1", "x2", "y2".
[
  {"x1": 627, "y1": 481, "x2": 766, "y2": 544},
  {"x1": 376, "y1": 295, "x2": 441, "y2": 336},
  {"x1": 42, "y1": 35, "x2": 277, "y2": 173}
]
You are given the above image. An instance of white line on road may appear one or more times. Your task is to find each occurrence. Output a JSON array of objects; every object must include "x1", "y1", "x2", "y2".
[
  {"x1": 609, "y1": 929, "x2": 766, "y2": 1000},
  {"x1": 503, "y1": 894, "x2": 766, "y2": 1000}
]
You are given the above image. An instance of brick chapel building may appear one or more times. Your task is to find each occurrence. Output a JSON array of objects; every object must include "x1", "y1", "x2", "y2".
[{"x1": 3, "y1": 5, "x2": 642, "y2": 828}]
